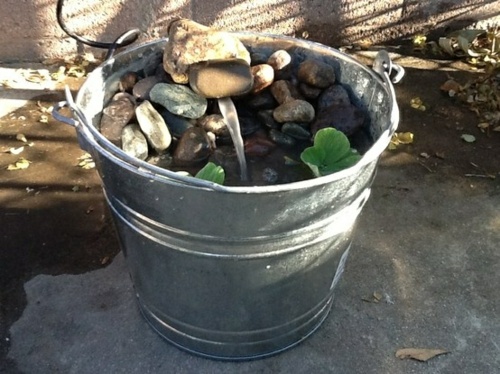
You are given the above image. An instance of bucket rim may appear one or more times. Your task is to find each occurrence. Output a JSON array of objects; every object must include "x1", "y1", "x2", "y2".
[{"x1": 75, "y1": 32, "x2": 399, "y2": 194}]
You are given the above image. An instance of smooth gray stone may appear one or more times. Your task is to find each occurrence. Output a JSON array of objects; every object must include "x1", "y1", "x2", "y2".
[
  {"x1": 135, "y1": 100, "x2": 172, "y2": 152},
  {"x1": 160, "y1": 109, "x2": 195, "y2": 138},
  {"x1": 150, "y1": 83, "x2": 207, "y2": 119},
  {"x1": 269, "y1": 129, "x2": 296, "y2": 147},
  {"x1": 273, "y1": 99, "x2": 315, "y2": 123},
  {"x1": 281, "y1": 122, "x2": 312, "y2": 140},
  {"x1": 121, "y1": 124, "x2": 149, "y2": 160}
]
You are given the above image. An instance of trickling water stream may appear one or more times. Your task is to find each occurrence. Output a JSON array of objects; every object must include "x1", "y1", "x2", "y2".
[{"x1": 218, "y1": 97, "x2": 248, "y2": 181}]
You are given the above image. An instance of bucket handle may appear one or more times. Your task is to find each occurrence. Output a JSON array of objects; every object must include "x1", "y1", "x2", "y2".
[
  {"x1": 371, "y1": 50, "x2": 404, "y2": 134},
  {"x1": 51, "y1": 86, "x2": 87, "y2": 128}
]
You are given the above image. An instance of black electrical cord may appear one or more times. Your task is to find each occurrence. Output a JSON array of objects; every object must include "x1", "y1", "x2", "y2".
[{"x1": 56, "y1": 0, "x2": 141, "y2": 59}]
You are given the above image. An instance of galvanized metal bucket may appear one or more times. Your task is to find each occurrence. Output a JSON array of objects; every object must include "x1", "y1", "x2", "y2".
[{"x1": 53, "y1": 33, "x2": 402, "y2": 360}]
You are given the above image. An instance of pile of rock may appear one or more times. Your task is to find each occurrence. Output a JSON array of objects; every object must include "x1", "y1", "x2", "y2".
[{"x1": 98, "y1": 19, "x2": 368, "y2": 184}]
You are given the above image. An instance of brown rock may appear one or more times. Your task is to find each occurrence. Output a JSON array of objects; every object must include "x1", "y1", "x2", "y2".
[
  {"x1": 297, "y1": 59, "x2": 336, "y2": 88},
  {"x1": 270, "y1": 80, "x2": 302, "y2": 104},
  {"x1": 173, "y1": 127, "x2": 212, "y2": 165},
  {"x1": 99, "y1": 97, "x2": 136, "y2": 147},
  {"x1": 163, "y1": 19, "x2": 251, "y2": 84},
  {"x1": 189, "y1": 59, "x2": 253, "y2": 98}
]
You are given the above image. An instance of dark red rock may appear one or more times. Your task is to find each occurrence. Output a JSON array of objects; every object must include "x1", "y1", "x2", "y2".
[{"x1": 311, "y1": 104, "x2": 365, "y2": 136}]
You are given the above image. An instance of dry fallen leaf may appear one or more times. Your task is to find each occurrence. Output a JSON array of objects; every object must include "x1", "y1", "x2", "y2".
[
  {"x1": 67, "y1": 65, "x2": 86, "y2": 78},
  {"x1": 412, "y1": 34, "x2": 427, "y2": 49},
  {"x1": 435, "y1": 152, "x2": 446, "y2": 159},
  {"x1": 440, "y1": 79, "x2": 462, "y2": 96},
  {"x1": 396, "y1": 132, "x2": 414, "y2": 144},
  {"x1": 9, "y1": 146, "x2": 25, "y2": 155},
  {"x1": 461, "y1": 134, "x2": 476, "y2": 143},
  {"x1": 410, "y1": 97, "x2": 426, "y2": 111},
  {"x1": 362, "y1": 291, "x2": 383, "y2": 303},
  {"x1": 389, "y1": 132, "x2": 415, "y2": 150},
  {"x1": 22, "y1": 69, "x2": 51, "y2": 83},
  {"x1": 36, "y1": 101, "x2": 54, "y2": 114},
  {"x1": 16, "y1": 133, "x2": 28, "y2": 143},
  {"x1": 77, "y1": 153, "x2": 95, "y2": 169},
  {"x1": 7, "y1": 158, "x2": 31, "y2": 170},
  {"x1": 50, "y1": 66, "x2": 67, "y2": 81},
  {"x1": 396, "y1": 348, "x2": 449, "y2": 362}
]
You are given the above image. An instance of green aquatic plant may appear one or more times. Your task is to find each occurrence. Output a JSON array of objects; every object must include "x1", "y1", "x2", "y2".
[
  {"x1": 300, "y1": 128, "x2": 361, "y2": 177},
  {"x1": 195, "y1": 162, "x2": 225, "y2": 184}
]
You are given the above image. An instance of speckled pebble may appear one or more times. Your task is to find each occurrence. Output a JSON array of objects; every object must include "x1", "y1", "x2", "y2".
[
  {"x1": 198, "y1": 114, "x2": 229, "y2": 138},
  {"x1": 150, "y1": 83, "x2": 207, "y2": 119},
  {"x1": 267, "y1": 50, "x2": 292, "y2": 71},
  {"x1": 100, "y1": 96, "x2": 136, "y2": 147},
  {"x1": 273, "y1": 99, "x2": 315, "y2": 123},
  {"x1": 262, "y1": 167, "x2": 279, "y2": 184},
  {"x1": 121, "y1": 123, "x2": 149, "y2": 160}
]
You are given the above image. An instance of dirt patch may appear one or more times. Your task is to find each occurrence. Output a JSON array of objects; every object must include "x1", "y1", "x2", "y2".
[
  {"x1": 0, "y1": 91, "x2": 119, "y2": 373},
  {"x1": 388, "y1": 65, "x2": 499, "y2": 189}
]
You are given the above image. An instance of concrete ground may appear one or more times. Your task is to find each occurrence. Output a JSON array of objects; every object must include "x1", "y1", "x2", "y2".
[{"x1": 1, "y1": 49, "x2": 499, "y2": 374}]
